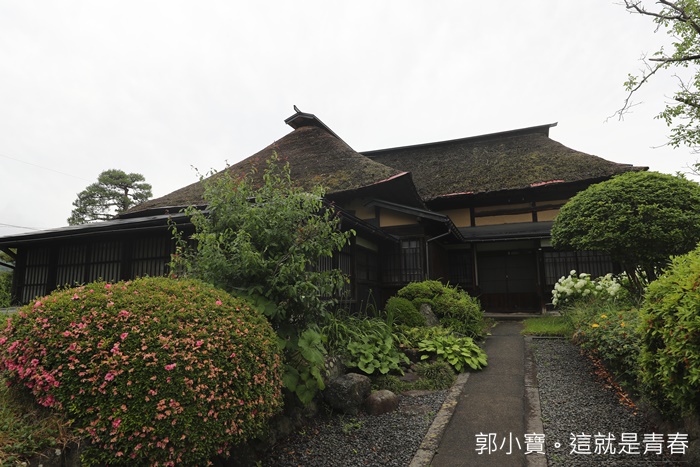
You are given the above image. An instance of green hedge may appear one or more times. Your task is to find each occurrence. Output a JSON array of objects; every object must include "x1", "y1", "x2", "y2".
[{"x1": 639, "y1": 245, "x2": 700, "y2": 416}]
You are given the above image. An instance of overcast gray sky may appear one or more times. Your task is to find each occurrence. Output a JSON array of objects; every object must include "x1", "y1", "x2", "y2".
[{"x1": 1, "y1": 1, "x2": 696, "y2": 236}]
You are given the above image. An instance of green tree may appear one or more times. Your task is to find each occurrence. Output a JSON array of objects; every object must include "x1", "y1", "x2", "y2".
[
  {"x1": 172, "y1": 154, "x2": 355, "y2": 404},
  {"x1": 173, "y1": 154, "x2": 353, "y2": 331},
  {"x1": 67, "y1": 169, "x2": 152, "y2": 225},
  {"x1": 618, "y1": 1, "x2": 700, "y2": 149},
  {"x1": 551, "y1": 171, "x2": 700, "y2": 297}
]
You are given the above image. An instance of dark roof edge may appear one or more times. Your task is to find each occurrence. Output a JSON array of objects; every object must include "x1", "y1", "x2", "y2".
[
  {"x1": 0, "y1": 213, "x2": 192, "y2": 247},
  {"x1": 361, "y1": 123, "x2": 558, "y2": 156},
  {"x1": 284, "y1": 107, "x2": 341, "y2": 140},
  {"x1": 426, "y1": 169, "x2": 649, "y2": 206},
  {"x1": 365, "y1": 198, "x2": 465, "y2": 242}
]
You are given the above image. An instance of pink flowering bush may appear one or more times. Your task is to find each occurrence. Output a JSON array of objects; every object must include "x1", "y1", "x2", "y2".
[{"x1": 0, "y1": 277, "x2": 282, "y2": 466}]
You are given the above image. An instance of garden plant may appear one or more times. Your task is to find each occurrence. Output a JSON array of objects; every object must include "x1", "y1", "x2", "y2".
[{"x1": 0, "y1": 277, "x2": 282, "y2": 466}]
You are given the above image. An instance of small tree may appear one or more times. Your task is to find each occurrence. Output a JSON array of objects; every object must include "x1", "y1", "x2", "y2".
[
  {"x1": 172, "y1": 153, "x2": 355, "y2": 404},
  {"x1": 68, "y1": 169, "x2": 152, "y2": 225},
  {"x1": 551, "y1": 171, "x2": 700, "y2": 297},
  {"x1": 174, "y1": 154, "x2": 353, "y2": 329}
]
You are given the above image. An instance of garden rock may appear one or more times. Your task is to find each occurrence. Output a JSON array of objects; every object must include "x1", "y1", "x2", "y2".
[
  {"x1": 419, "y1": 303, "x2": 440, "y2": 326},
  {"x1": 323, "y1": 356, "x2": 346, "y2": 386},
  {"x1": 364, "y1": 389, "x2": 399, "y2": 416},
  {"x1": 324, "y1": 373, "x2": 371, "y2": 415}
]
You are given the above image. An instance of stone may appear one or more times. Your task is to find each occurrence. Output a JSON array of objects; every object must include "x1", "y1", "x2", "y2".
[
  {"x1": 323, "y1": 373, "x2": 371, "y2": 415},
  {"x1": 323, "y1": 355, "x2": 346, "y2": 386},
  {"x1": 419, "y1": 303, "x2": 440, "y2": 326},
  {"x1": 399, "y1": 371, "x2": 420, "y2": 383},
  {"x1": 364, "y1": 389, "x2": 400, "y2": 416}
]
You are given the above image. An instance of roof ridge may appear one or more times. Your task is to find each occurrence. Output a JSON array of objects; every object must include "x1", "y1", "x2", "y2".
[{"x1": 361, "y1": 123, "x2": 558, "y2": 156}]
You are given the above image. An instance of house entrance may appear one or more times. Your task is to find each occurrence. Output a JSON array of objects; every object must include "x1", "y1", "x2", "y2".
[{"x1": 477, "y1": 249, "x2": 540, "y2": 312}]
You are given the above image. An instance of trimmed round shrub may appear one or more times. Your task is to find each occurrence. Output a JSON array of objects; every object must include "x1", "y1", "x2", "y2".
[
  {"x1": 397, "y1": 281, "x2": 486, "y2": 338},
  {"x1": 395, "y1": 280, "x2": 446, "y2": 303},
  {"x1": 415, "y1": 361, "x2": 455, "y2": 390},
  {"x1": 639, "y1": 246, "x2": 700, "y2": 416},
  {"x1": 0, "y1": 277, "x2": 282, "y2": 466},
  {"x1": 385, "y1": 296, "x2": 426, "y2": 327}
]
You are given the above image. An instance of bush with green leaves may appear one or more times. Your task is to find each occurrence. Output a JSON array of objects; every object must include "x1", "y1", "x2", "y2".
[
  {"x1": 551, "y1": 270, "x2": 627, "y2": 308},
  {"x1": 172, "y1": 153, "x2": 353, "y2": 332},
  {"x1": 372, "y1": 361, "x2": 455, "y2": 393},
  {"x1": 551, "y1": 171, "x2": 700, "y2": 297},
  {"x1": 568, "y1": 302, "x2": 643, "y2": 389},
  {"x1": 384, "y1": 296, "x2": 426, "y2": 327},
  {"x1": 320, "y1": 313, "x2": 408, "y2": 376},
  {"x1": 171, "y1": 153, "x2": 355, "y2": 405},
  {"x1": 0, "y1": 277, "x2": 282, "y2": 466},
  {"x1": 0, "y1": 271, "x2": 11, "y2": 308},
  {"x1": 418, "y1": 334, "x2": 487, "y2": 372},
  {"x1": 415, "y1": 361, "x2": 456, "y2": 388},
  {"x1": 639, "y1": 245, "x2": 700, "y2": 416},
  {"x1": 393, "y1": 324, "x2": 453, "y2": 350},
  {"x1": 397, "y1": 280, "x2": 486, "y2": 338},
  {"x1": 346, "y1": 333, "x2": 409, "y2": 375}
]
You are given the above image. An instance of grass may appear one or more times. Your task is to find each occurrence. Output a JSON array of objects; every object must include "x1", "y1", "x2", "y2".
[
  {"x1": 521, "y1": 315, "x2": 573, "y2": 337},
  {"x1": 0, "y1": 377, "x2": 77, "y2": 465}
]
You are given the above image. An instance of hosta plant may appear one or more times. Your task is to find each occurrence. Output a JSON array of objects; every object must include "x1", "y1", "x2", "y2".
[
  {"x1": 0, "y1": 277, "x2": 282, "y2": 466},
  {"x1": 418, "y1": 334, "x2": 487, "y2": 372}
]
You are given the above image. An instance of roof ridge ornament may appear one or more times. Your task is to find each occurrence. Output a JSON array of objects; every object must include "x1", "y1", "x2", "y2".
[{"x1": 285, "y1": 107, "x2": 341, "y2": 140}]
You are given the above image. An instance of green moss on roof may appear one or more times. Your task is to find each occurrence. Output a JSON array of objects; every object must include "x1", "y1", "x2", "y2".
[
  {"x1": 127, "y1": 126, "x2": 400, "y2": 214},
  {"x1": 365, "y1": 133, "x2": 644, "y2": 200}
]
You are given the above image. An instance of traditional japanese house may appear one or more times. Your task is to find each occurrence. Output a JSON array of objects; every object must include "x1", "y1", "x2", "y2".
[{"x1": 0, "y1": 109, "x2": 645, "y2": 312}]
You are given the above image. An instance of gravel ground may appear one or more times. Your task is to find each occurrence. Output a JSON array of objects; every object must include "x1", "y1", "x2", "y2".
[
  {"x1": 256, "y1": 337, "x2": 686, "y2": 467},
  {"x1": 258, "y1": 389, "x2": 447, "y2": 467},
  {"x1": 531, "y1": 338, "x2": 684, "y2": 466}
]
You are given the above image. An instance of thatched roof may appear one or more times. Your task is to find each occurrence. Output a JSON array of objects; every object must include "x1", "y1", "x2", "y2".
[
  {"x1": 362, "y1": 124, "x2": 646, "y2": 201},
  {"x1": 127, "y1": 124, "x2": 404, "y2": 215},
  {"x1": 126, "y1": 117, "x2": 646, "y2": 217}
]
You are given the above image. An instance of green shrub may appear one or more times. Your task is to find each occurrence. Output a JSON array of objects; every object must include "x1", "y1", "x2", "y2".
[
  {"x1": 0, "y1": 271, "x2": 11, "y2": 308},
  {"x1": 372, "y1": 361, "x2": 455, "y2": 392},
  {"x1": 393, "y1": 324, "x2": 453, "y2": 349},
  {"x1": 639, "y1": 246, "x2": 700, "y2": 416},
  {"x1": 418, "y1": 334, "x2": 488, "y2": 372},
  {"x1": 321, "y1": 313, "x2": 393, "y2": 353},
  {"x1": 346, "y1": 334, "x2": 409, "y2": 375},
  {"x1": 397, "y1": 281, "x2": 486, "y2": 338},
  {"x1": 568, "y1": 302, "x2": 643, "y2": 389},
  {"x1": 395, "y1": 280, "x2": 446, "y2": 303},
  {"x1": 320, "y1": 313, "x2": 408, "y2": 376},
  {"x1": 385, "y1": 297, "x2": 426, "y2": 327},
  {"x1": 415, "y1": 361, "x2": 456, "y2": 389},
  {"x1": 0, "y1": 277, "x2": 283, "y2": 466}
]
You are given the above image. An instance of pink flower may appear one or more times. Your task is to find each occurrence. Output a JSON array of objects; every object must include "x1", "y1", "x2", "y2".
[
  {"x1": 105, "y1": 372, "x2": 115, "y2": 381},
  {"x1": 165, "y1": 363, "x2": 176, "y2": 371},
  {"x1": 113, "y1": 418, "x2": 122, "y2": 429},
  {"x1": 120, "y1": 332, "x2": 128, "y2": 341},
  {"x1": 195, "y1": 340, "x2": 203, "y2": 347},
  {"x1": 105, "y1": 283, "x2": 112, "y2": 289},
  {"x1": 215, "y1": 300, "x2": 222, "y2": 306},
  {"x1": 34, "y1": 300, "x2": 42, "y2": 308},
  {"x1": 71, "y1": 294, "x2": 80, "y2": 301}
]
